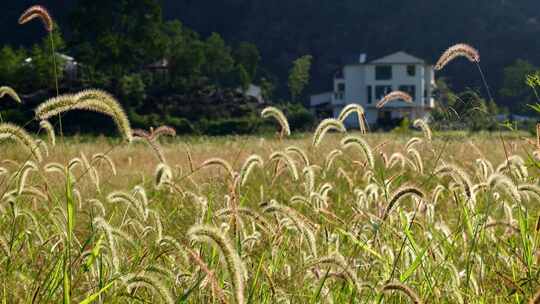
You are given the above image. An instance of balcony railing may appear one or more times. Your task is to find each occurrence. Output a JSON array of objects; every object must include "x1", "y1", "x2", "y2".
[{"x1": 366, "y1": 98, "x2": 437, "y2": 109}]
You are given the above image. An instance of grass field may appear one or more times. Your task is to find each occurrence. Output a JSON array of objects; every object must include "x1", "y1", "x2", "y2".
[
  {"x1": 4, "y1": 7, "x2": 540, "y2": 303},
  {"x1": 2, "y1": 128, "x2": 540, "y2": 303}
]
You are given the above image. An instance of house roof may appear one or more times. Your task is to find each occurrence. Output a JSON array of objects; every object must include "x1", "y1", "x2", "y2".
[
  {"x1": 24, "y1": 53, "x2": 77, "y2": 65},
  {"x1": 369, "y1": 51, "x2": 425, "y2": 64},
  {"x1": 237, "y1": 84, "x2": 265, "y2": 104},
  {"x1": 310, "y1": 92, "x2": 333, "y2": 107},
  {"x1": 245, "y1": 84, "x2": 262, "y2": 100},
  {"x1": 145, "y1": 58, "x2": 169, "y2": 69},
  {"x1": 58, "y1": 53, "x2": 75, "y2": 62},
  {"x1": 341, "y1": 53, "x2": 368, "y2": 66}
]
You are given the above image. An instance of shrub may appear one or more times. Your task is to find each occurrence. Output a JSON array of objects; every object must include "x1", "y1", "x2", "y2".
[
  {"x1": 286, "y1": 104, "x2": 315, "y2": 132},
  {"x1": 392, "y1": 117, "x2": 411, "y2": 134},
  {"x1": 164, "y1": 116, "x2": 195, "y2": 134},
  {"x1": 199, "y1": 117, "x2": 260, "y2": 135}
]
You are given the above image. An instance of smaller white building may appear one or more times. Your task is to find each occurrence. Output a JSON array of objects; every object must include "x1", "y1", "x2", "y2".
[
  {"x1": 311, "y1": 51, "x2": 436, "y2": 127},
  {"x1": 24, "y1": 53, "x2": 79, "y2": 81},
  {"x1": 244, "y1": 84, "x2": 265, "y2": 104}
]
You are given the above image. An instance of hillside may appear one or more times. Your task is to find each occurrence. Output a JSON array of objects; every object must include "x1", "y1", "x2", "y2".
[
  {"x1": 160, "y1": 1, "x2": 540, "y2": 103},
  {"x1": 1, "y1": 0, "x2": 540, "y2": 109}
]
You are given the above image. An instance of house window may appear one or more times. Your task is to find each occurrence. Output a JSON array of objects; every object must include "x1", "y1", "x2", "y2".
[
  {"x1": 407, "y1": 65, "x2": 416, "y2": 76},
  {"x1": 399, "y1": 85, "x2": 416, "y2": 101},
  {"x1": 375, "y1": 65, "x2": 392, "y2": 80},
  {"x1": 334, "y1": 92, "x2": 344, "y2": 100},
  {"x1": 375, "y1": 85, "x2": 392, "y2": 99},
  {"x1": 334, "y1": 82, "x2": 345, "y2": 100},
  {"x1": 367, "y1": 85, "x2": 372, "y2": 104}
]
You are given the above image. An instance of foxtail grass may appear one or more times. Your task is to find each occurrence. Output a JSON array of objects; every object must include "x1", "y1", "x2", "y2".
[
  {"x1": 261, "y1": 106, "x2": 291, "y2": 138},
  {"x1": 435, "y1": 43, "x2": 479, "y2": 70},
  {"x1": 376, "y1": 91, "x2": 412, "y2": 108},
  {"x1": 39, "y1": 120, "x2": 56, "y2": 146},
  {"x1": 35, "y1": 90, "x2": 132, "y2": 142},
  {"x1": 0, "y1": 86, "x2": 22, "y2": 104},
  {"x1": 312, "y1": 119, "x2": 346, "y2": 147},
  {"x1": 18, "y1": 5, "x2": 53, "y2": 32},
  {"x1": 413, "y1": 119, "x2": 432, "y2": 141},
  {"x1": 337, "y1": 104, "x2": 367, "y2": 133},
  {"x1": 0, "y1": 123, "x2": 42, "y2": 162},
  {"x1": 381, "y1": 282, "x2": 423, "y2": 304},
  {"x1": 188, "y1": 224, "x2": 246, "y2": 304},
  {"x1": 382, "y1": 185, "x2": 424, "y2": 220}
]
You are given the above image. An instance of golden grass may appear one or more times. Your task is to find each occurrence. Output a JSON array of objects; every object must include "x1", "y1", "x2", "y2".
[{"x1": 0, "y1": 130, "x2": 538, "y2": 303}]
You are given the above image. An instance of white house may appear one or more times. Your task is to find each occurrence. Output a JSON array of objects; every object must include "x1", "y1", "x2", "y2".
[
  {"x1": 24, "y1": 53, "x2": 79, "y2": 81},
  {"x1": 310, "y1": 51, "x2": 436, "y2": 127},
  {"x1": 244, "y1": 84, "x2": 265, "y2": 104}
]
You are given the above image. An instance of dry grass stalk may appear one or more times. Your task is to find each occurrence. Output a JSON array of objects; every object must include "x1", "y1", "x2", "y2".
[
  {"x1": 435, "y1": 43, "x2": 480, "y2": 70},
  {"x1": 381, "y1": 282, "x2": 423, "y2": 304},
  {"x1": 376, "y1": 91, "x2": 413, "y2": 108},
  {"x1": 0, "y1": 86, "x2": 22, "y2": 103},
  {"x1": 18, "y1": 5, "x2": 53, "y2": 32}
]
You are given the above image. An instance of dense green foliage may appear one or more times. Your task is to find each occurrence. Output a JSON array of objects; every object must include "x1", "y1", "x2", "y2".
[
  {"x1": 3, "y1": 1, "x2": 540, "y2": 100},
  {"x1": 0, "y1": 26, "x2": 65, "y2": 92},
  {"x1": 2, "y1": 128, "x2": 540, "y2": 302},
  {"x1": 158, "y1": 0, "x2": 540, "y2": 104},
  {"x1": 431, "y1": 86, "x2": 501, "y2": 131},
  {"x1": 288, "y1": 55, "x2": 312, "y2": 102},
  {"x1": 4, "y1": 2, "x2": 540, "y2": 300},
  {"x1": 0, "y1": 1, "x2": 319, "y2": 135},
  {"x1": 67, "y1": 0, "x2": 267, "y2": 95}
]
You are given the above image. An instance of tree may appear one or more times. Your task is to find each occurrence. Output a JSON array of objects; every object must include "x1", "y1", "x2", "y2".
[
  {"x1": 434, "y1": 78, "x2": 458, "y2": 108},
  {"x1": 203, "y1": 33, "x2": 235, "y2": 85},
  {"x1": 236, "y1": 65, "x2": 250, "y2": 91},
  {"x1": 162, "y1": 25, "x2": 241, "y2": 90},
  {"x1": 430, "y1": 79, "x2": 459, "y2": 129},
  {"x1": 70, "y1": 0, "x2": 166, "y2": 76},
  {"x1": 431, "y1": 83, "x2": 500, "y2": 131},
  {"x1": 260, "y1": 77, "x2": 275, "y2": 101},
  {"x1": 119, "y1": 73, "x2": 146, "y2": 108},
  {"x1": 40, "y1": 25, "x2": 66, "y2": 89},
  {"x1": 288, "y1": 55, "x2": 312, "y2": 102},
  {"x1": 528, "y1": 72, "x2": 540, "y2": 102},
  {"x1": 454, "y1": 89, "x2": 498, "y2": 131},
  {"x1": 163, "y1": 21, "x2": 207, "y2": 89},
  {"x1": 234, "y1": 42, "x2": 261, "y2": 81},
  {"x1": 19, "y1": 25, "x2": 67, "y2": 91},
  {"x1": 0, "y1": 24, "x2": 66, "y2": 92},
  {"x1": 0, "y1": 46, "x2": 27, "y2": 87},
  {"x1": 499, "y1": 59, "x2": 538, "y2": 112}
]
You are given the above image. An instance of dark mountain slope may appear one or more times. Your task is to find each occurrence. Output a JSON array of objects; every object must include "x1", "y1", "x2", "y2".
[{"x1": 1, "y1": 0, "x2": 540, "y2": 104}]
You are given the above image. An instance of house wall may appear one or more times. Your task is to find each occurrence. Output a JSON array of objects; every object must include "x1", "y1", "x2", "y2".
[
  {"x1": 331, "y1": 63, "x2": 434, "y2": 127},
  {"x1": 333, "y1": 78, "x2": 346, "y2": 105},
  {"x1": 335, "y1": 65, "x2": 366, "y2": 127},
  {"x1": 365, "y1": 108, "x2": 379, "y2": 124},
  {"x1": 424, "y1": 66, "x2": 436, "y2": 108},
  {"x1": 311, "y1": 92, "x2": 333, "y2": 106},
  {"x1": 343, "y1": 65, "x2": 366, "y2": 105},
  {"x1": 364, "y1": 64, "x2": 426, "y2": 106}
]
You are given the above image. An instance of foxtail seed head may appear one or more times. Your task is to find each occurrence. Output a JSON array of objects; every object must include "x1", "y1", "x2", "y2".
[
  {"x1": 376, "y1": 91, "x2": 413, "y2": 109},
  {"x1": 435, "y1": 43, "x2": 480, "y2": 70},
  {"x1": 261, "y1": 106, "x2": 291, "y2": 137},
  {"x1": 0, "y1": 86, "x2": 22, "y2": 103},
  {"x1": 19, "y1": 5, "x2": 54, "y2": 32},
  {"x1": 313, "y1": 119, "x2": 346, "y2": 147},
  {"x1": 381, "y1": 282, "x2": 423, "y2": 304}
]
